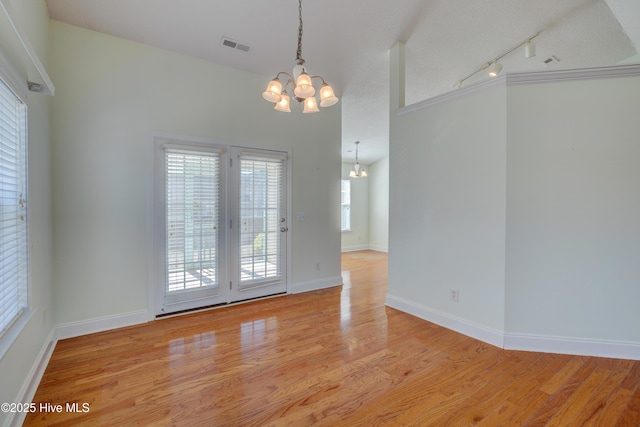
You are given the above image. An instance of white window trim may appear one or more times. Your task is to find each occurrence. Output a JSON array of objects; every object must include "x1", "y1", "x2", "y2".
[
  {"x1": 0, "y1": 310, "x2": 34, "y2": 360},
  {"x1": 0, "y1": 59, "x2": 31, "y2": 360},
  {"x1": 341, "y1": 179, "x2": 351, "y2": 232}
]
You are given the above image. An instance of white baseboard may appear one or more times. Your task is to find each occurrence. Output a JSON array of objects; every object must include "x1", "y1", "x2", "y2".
[
  {"x1": 55, "y1": 309, "x2": 150, "y2": 340},
  {"x1": 8, "y1": 329, "x2": 57, "y2": 427},
  {"x1": 341, "y1": 244, "x2": 370, "y2": 253},
  {"x1": 291, "y1": 276, "x2": 342, "y2": 294},
  {"x1": 385, "y1": 294, "x2": 504, "y2": 348},
  {"x1": 504, "y1": 332, "x2": 640, "y2": 361},
  {"x1": 386, "y1": 294, "x2": 640, "y2": 360},
  {"x1": 368, "y1": 244, "x2": 388, "y2": 253}
]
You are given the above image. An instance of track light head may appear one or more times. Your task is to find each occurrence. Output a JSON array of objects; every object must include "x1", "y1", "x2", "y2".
[
  {"x1": 525, "y1": 40, "x2": 536, "y2": 58},
  {"x1": 488, "y1": 62, "x2": 503, "y2": 77}
]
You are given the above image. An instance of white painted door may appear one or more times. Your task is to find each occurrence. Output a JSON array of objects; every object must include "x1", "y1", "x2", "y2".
[
  {"x1": 157, "y1": 144, "x2": 228, "y2": 315},
  {"x1": 228, "y1": 147, "x2": 288, "y2": 302}
]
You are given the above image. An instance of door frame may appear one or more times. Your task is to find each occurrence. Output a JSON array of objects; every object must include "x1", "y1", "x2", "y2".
[{"x1": 149, "y1": 133, "x2": 292, "y2": 318}]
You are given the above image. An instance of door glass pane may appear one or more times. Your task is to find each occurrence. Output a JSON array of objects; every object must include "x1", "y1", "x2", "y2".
[
  {"x1": 165, "y1": 150, "x2": 220, "y2": 293},
  {"x1": 239, "y1": 157, "x2": 282, "y2": 285}
]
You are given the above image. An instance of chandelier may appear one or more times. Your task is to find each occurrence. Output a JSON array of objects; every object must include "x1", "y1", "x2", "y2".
[
  {"x1": 349, "y1": 141, "x2": 367, "y2": 178},
  {"x1": 261, "y1": 0, "x2": 338, "y2": 113}
]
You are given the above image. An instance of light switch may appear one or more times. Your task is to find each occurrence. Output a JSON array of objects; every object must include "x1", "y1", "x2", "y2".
[{"x1": 297, "y1": 212, "x2": 305, "y2": 222}]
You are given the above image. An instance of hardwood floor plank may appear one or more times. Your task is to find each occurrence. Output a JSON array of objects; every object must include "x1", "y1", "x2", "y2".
[
  {"x1": 23, "y1": 251, "x2": 640, "y2": 426},
  {"x1": 616, "y1": 387, "x2": 640, "y2": 427},
  {"x1": 441, "y1": 352, "x2": 540, "y2": 425},
  {"x1": 539, "y1": 356, "x2": 585, "y2": 395},
  {"x1": 545, "y1": 367, "x2": 611, "y2": 426},
  {"x1": 522, "y1": 359, "x2": 599, "y2": 426},
  {"x1": 572, "y1": 361, "x2": 632, "y2": 426}
]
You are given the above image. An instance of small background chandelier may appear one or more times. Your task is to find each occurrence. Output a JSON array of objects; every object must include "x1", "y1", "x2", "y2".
[
  {"x1": 349, "y1": 141, "x2": 367, "y2": 178},
  {"x1": 261, "y1": 0, "x2": 338, "y2": 113}
]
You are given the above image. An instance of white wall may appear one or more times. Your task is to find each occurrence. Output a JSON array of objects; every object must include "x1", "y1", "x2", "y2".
[
  {"x1": 388, "y1": 85, "x2": 508, "y2": 334},
  {"x1": 387, "y1": 61, "x2": 640, "y2": 357},
  {"x1": 0, "y1": 1, "x2": 54, "y2": 425},
  {"x1": 505, "y1": 75, "x2": 640, "y2": 343},
  {"x1": 620, "y1": 53, "x2": 640, "y2": 63},
  {"x1": 368, "y1": 156, "x2": 389, "y2": 252},
  {"x1": 340, "y1": 157, "x2": 389, "y2": 253},
  {"x1": 48, "y1": 21, "x2": 342, "y2": 327},
  {"x1": 341, "y1": 162, "x2": 369, "y2": 251}
]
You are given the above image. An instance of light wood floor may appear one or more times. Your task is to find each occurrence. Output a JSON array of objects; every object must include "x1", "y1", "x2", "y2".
[{"x1": 25, "y1": 251, "x2": 640, "y2": 426}]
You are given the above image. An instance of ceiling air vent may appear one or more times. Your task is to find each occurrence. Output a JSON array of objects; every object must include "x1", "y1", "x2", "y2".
[{"x1": 221, "y1": 37, "x2": 250, "y2": 53}]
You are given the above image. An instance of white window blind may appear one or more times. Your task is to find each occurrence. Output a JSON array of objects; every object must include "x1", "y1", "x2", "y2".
[
  {"x1": 0, "y1": 77, "x2": 28, "y2": 338},
  {"x1": 341, "y1": 179, "x2": 351, "y2": 231},
  {"x1": 238, "y1": 153, "x2": 284, "y2": 286},
  {"x1": 164, "y1": 148, "x2": 221, "y2": 293}
]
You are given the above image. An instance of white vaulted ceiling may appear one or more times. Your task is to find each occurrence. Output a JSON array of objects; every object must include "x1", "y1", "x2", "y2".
[{"x1": 46, "y1": 0, "x2": 639, "y2": 165}]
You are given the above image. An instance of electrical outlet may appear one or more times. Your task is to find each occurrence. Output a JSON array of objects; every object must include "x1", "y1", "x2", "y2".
[
  {"x1": 450, "y1": 288, "x2": 459, "y2": 302},
  {"x1": 315, "y1": 262, "x2": 321, "y2": 271}
]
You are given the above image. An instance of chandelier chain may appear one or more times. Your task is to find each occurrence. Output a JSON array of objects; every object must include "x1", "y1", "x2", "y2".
[{"x1": 296, "y1": 0, "x2": 303, "y2": 61}]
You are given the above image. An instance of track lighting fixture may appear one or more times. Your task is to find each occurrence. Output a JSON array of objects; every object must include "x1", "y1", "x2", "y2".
[
  {"x1": 455, "y1": 32, "x2": 540, "y2": 88},
  {"x1": 488, "y1": 62, "x2": 503, "y2": 77},
  {"x1": 525, "y1": 40, "x2": 536, "y2": 58}
]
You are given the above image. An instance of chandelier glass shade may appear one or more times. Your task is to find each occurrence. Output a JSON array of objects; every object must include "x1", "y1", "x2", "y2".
[
  {"x1": 349, "y1": 163, "x2": 367, "y2": 178},
  {"x1": 261, "y1": 0, "x2": 338, "y2": 113},
  {"x1": 274, "y1": 91, "x2": 291, "y2": 112}
]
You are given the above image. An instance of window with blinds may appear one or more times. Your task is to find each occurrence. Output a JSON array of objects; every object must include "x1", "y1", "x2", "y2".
[
  {"x1": 238, "y1": 153, "x2": 284, "y2": 287},
  {"x1": 341, "y1": 179, "x2": 351, "y2": 231},
  {"x1": 0, "y1": 77, "x2": 28, "y2": 340},
  {"x1": 164, "y1": 148, "x2": 221, "y2": 293}
]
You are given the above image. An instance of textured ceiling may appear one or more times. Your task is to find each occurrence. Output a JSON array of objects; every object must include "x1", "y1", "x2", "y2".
[{"x1": 46, "y1": 0, "x2": 639, "y2": 165}]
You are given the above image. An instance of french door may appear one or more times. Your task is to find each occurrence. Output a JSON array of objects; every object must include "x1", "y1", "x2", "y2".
[
  {"x1": 155, "y1": 139, "x2": 288, "y2": 315},
  {"x1": 228, "y1": 147, "x2": 288, "y2": 302}
]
